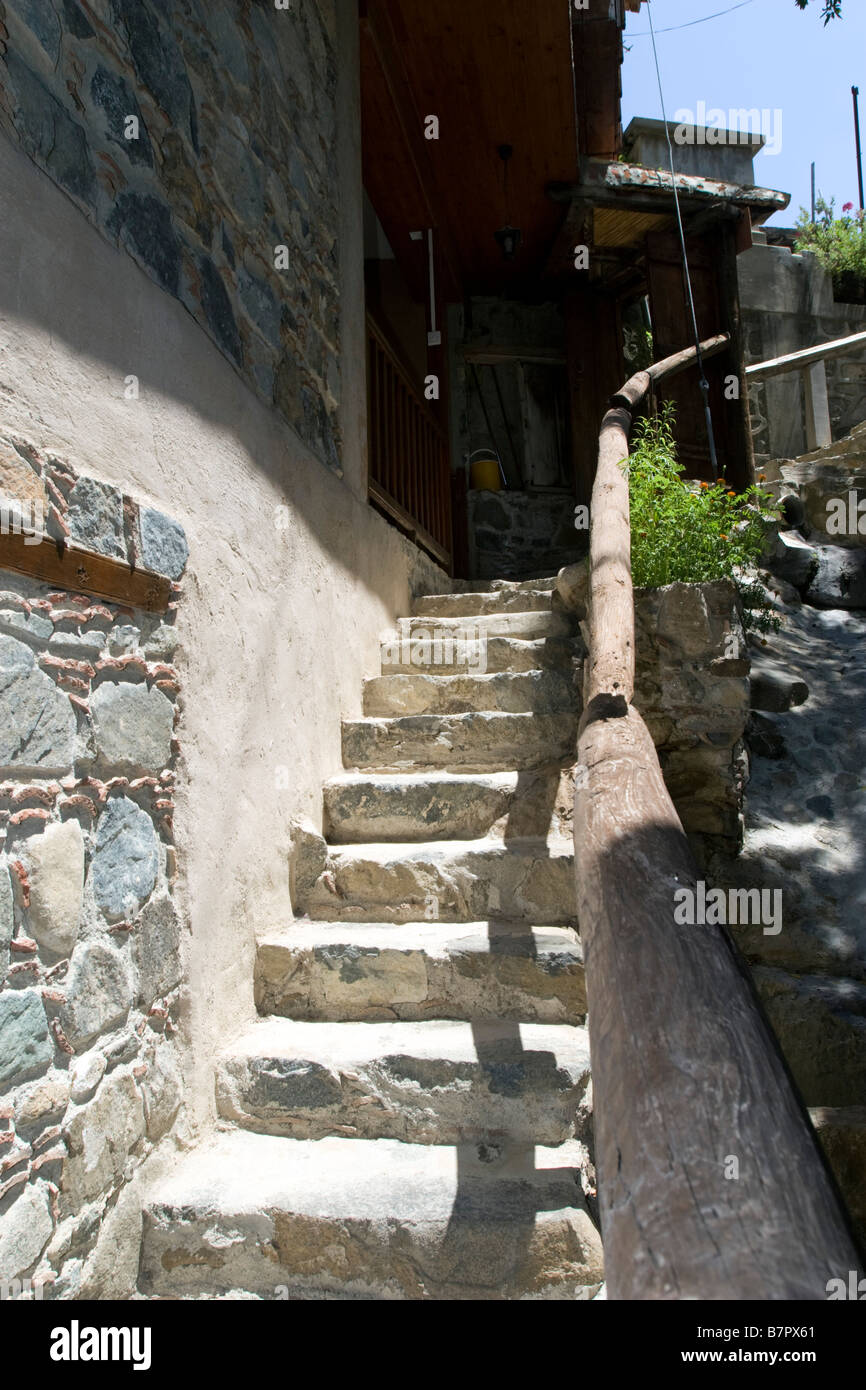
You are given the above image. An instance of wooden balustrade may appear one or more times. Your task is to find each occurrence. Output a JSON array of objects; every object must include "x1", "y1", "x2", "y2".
[
  {"x1": 366, "y1": 314, "x2": 452, "y2": 570},
  {"x1": 746, "y1": 328, "x2": 866, "y2": 453},
  {"x1": 575, "y1": 334, "x2": 862, "y2": 1299}
]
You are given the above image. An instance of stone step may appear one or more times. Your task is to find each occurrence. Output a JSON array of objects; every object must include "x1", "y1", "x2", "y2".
[
  {"x1": 380, "y1": 633, "x2": 578, "y2": 677},
  {"x1": 140, "y1": 1130, "x2": 603, "y2": 1300},
  {"x1": 342, "y1": 712, "x2": 577, "y2": 773},
  {"x1": 298, "y1": 835, "x2": 576, "y2": 924},
  {"x1": 323, "y1": 767, "x2": 573, "y2": 844},
  {"x1": 413, "y1": 590, "x2": 555, "y2": 618},
  {"x1": 453, "y1": 576, "x2": 558, "y2": 595},
  {"x1": 362, "y1": 670, "x2": 576, "y2": 718},
  {"x1": 255, "y1": 922, "x2": 586, "y2": 1023},
  {"x1": 399, "y1": 610, "x2": 574, "y2": 641},
  {"x1": 215, "y1": 1017, "x2": 591, "y2": 1146}
]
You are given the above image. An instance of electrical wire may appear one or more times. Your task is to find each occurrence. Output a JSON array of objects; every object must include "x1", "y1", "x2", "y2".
[
  {"x1": 628, "y1": 0, "x2": 756, "y2": 38},
  {"x1": 645, "y1": 0, "x2": 720, "y2": 478}
]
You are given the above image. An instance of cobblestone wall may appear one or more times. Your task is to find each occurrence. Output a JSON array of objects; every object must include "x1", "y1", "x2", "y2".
[
  {"x1": 0, "y1": 0, "x2": 341, "y2": 470},
  {"x1": 0, "y1": 431, "x2": 186, "y2": 1299}
]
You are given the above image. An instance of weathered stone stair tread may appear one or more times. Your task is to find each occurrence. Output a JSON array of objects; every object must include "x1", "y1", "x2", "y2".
[
  {"x1": 362, "y1": 670, "x2": 575, "y2": 717},
  {"x1": 300, "y1": 835, "x2": 576, "y2": 923},
  {"x1": 455, "y1": 575, "x2": 558, "y2": 594},
  {"x1": 255, "y1": 921, "x2": 586, "y2": 1022},
  {"x1": 324, "y1": 770, "x2": 519, "y2": 842},
  {"x1": 323, "y1": 768, "x2": 573, "y2": 843},
  {"x1": 342, "y1": 711, "x2": 578, "y2": 773},
  {"x1": 140, "y1": 1130, "x2": 603, "y2": 1300},
  {"x1": 413, "y1": 590, "x2": 557, "y2": 617},
  {"x1": 216, "y1": 1017, "x2": 590, "y2": 1145},
  {"x1": 380, "y1": 633, "x2": 578, "y2": 676},
  {"x1": 400, "y1": 610, "x2": 573, "y2": 639}
]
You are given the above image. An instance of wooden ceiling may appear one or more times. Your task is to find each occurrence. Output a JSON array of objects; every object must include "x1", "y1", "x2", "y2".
[{"x1": 359, "y1": 0, "x2": 625, "y2": 298}]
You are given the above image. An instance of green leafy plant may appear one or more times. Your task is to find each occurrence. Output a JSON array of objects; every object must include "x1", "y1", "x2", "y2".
[
  {"x1": 627, "y1": 402, "x2": 781, "y2": 632},
  {"x1": 795, "y1": 196, "x2": 866, "y2": 303},
  {"x1": 795, "y1": 0, "x2": 842, "y2": 20}
]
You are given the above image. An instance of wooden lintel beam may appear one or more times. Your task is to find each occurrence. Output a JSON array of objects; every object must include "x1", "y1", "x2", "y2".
[
  {"x1": 461, "y1": 344, "x2": 566, "y2": 366},
  {"x1": 0, "y1": 533, "x2": 172, "y2": 612}
]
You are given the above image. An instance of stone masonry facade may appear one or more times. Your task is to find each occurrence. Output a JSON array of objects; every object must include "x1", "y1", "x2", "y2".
[
  {"x1": 0, "y1": 0, "x2": 342, "y2": 470},
  {"x1": 0, "y1": 430, "x2": 186, "y2": 1300}
]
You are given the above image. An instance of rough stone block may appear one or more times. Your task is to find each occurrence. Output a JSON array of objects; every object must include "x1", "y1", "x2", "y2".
[
  {"x1": 61, "y1": 1070, "x2": 145, "y2": 1206},
  {"x1": 141, "y1": 1041, "x2": 182, "y2": 1142},
  {"x1": 69, "y1": 1048, "x2": 107, "y2": 1104},
  {"x1": 66, "y1": 477, "x2": 126, "y2": 559},
  {"x1": 0, "y1": 634, "x2": 76, "y2": 775},
  {"x1": 137, "y1": 507, "x2": 189, "y2": 579},
  {"x1": 13, "y1": 1069, "x2": 70, "y2": 1127},
  {"x1": 0, "y1": 1179, "x2": 54, "y2": 1282},
  {"x1": 0, "y1": 989, "x2": 53, "y2": 1087},
  {"x1": 132, "y1": 892, "x2": 182, "y2": 1006},
  {"x1": 91, "y1": 681, "x2": 174, "y2": 773},
  {"x1": 58, "y1": 940, "x2": 133, "y2": 1051},
  {"x1": 24, "y1": 819, "x2": 84, "y2": 957},
  {"x1": 91, "y1": 796, "x2": 159, "y2": 922}
]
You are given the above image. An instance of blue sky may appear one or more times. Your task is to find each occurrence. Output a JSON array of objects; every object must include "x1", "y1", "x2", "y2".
[{"x1": 622, "y1": 0, "x2": 866, "y2": 225}]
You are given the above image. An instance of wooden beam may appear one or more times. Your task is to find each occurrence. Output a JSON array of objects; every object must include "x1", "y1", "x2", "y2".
[
  {"x1": 746, "y1": 329, "x2": 866, "y2": 380},
  {"x1": 0, "y1": 533, "x2": 172, "y2": 612},
  {"x1": 461, "y1": 345, "x2": 566, "y2": 366}
]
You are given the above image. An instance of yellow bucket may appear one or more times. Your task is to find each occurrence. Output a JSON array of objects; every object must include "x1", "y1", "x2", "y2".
[{"x1": 470, "y1": 454, "x2": 502, "y2": 492}]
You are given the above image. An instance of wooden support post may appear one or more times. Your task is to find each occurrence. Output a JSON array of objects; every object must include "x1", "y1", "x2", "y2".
[
  {"x1": 566, "y1": 288, "x2": 624, "y2": 510},
  {"x1": 803, "y1": 359, "x2": 833, "y2": 451}
]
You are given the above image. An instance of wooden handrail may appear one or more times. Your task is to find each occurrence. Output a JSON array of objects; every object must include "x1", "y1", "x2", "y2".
[
  {"x1": 746, "y1": 328, "x2": 866, "y2": 381},
  {"x1": 745, "y1": 328, "x2": 866, "y2": 453},
  {"x1": 575, "y1": 338, "x2": 861, "y2": 1299}
]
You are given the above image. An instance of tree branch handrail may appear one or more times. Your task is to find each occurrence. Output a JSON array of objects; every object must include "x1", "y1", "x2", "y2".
[{"x1": 574, "y1": 336, "x2": 862, "y2": 1299}]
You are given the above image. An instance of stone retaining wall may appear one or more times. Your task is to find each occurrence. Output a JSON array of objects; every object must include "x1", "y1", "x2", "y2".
[
  {"x1": 634, "y1": 580, "x2": 750, "y2": 856},
  {"x1": 0, "y1": 0, "x2": 341, "y2": 470},
  {"x1": 560, "y1": 566, "x2": 750, "y2": 855},
  {"x1": 0, "y1": 433, "x2": 186, "y2": 1300}
]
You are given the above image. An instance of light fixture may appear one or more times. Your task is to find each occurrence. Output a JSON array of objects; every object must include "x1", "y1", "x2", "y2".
[{"x1": 495, "y1": 144, "x2": 522, "y2": 261}]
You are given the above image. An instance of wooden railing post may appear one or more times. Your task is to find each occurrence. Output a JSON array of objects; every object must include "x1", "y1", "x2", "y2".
[
  {"x1": 575, "y1": 337, "x2": 862, "y2": 1299},
  {"x1": 803, "y1": 359, "x2": 833, "y2": 451}
]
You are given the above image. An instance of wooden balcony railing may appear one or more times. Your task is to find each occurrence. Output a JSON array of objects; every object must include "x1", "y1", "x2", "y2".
[
  {"x1": 575, "y1": 336, "x2": 861, "y2": 1299},
  {"x1": 746, "y1": 327, "x2": 866, "y2": 453},
  {"x1": 366, "y1": 314, "x2": 452, "y2": 571}
]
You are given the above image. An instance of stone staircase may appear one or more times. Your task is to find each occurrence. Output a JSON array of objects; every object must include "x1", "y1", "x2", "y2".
[{"x1": 139, "y1": 578, "x2": 605, "y2": 1299}]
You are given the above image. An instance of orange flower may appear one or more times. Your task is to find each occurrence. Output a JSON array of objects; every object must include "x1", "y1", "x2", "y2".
[
  {"x1": 758, "y1": 473, "x2": 767, "y2": 482},
  {"x1": 720, "y1": 533, "x2": 728, "y2": 540},
  {"x1": 699, "y1": 481, "x2": 710, "y2": 489},
  {"x1": 727, "y1": 490, "x2": 736, "y2": 497}
]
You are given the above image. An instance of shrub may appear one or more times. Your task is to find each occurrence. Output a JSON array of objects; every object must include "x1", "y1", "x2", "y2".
[
  {"x1": 795, "y1": 196, "x2": 866, "y2": 304},
  {"x1": 627, "y1": 402, "x2": 781, "y2": 631}
]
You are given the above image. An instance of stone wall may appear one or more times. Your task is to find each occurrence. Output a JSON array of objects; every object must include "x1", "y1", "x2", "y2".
[
  {"x1": 634, "y1": 580, "x2": 750, "y2": 856},
  {"x1": 0, "y1": 0, "x2": 342, "y2": 470},
  {"x1": 559, "y1": 566, "x2": 750, "y2": 855},
  {"x1": 468, "y1": 489, "x2": 585, "y2": 582},
  {"x1": 740, "y1": 238, "x2": 866, "y2": 466},
  {"x1": 0, "y1": 432, "x2": 187, "y2": 1299}
]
